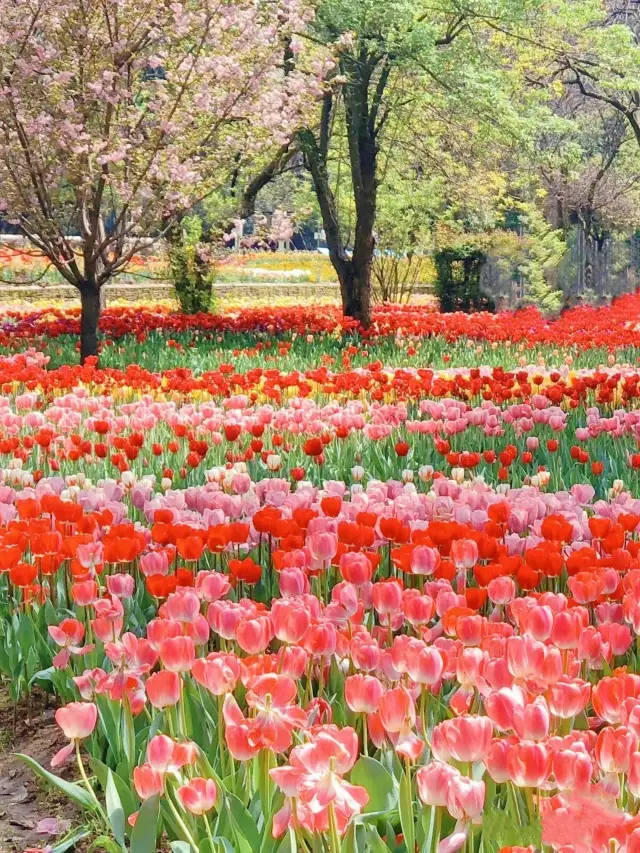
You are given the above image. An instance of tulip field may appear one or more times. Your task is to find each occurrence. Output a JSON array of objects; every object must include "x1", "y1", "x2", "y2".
[{"x1": 7, "y1": 296, "x2": 640, "y2": 853}]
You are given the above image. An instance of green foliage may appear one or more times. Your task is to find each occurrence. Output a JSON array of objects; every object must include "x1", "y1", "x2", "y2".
[
  {"x1": 169, "y1": 216, "x2": 216, "y2": 315},
  {"x1": 518, "y1": 204, "x2": 566, "y2": 313},
  {"x1": 434, "y1": 247, "x2": 494, "y2": 313},
  {"x1": 482, "y1": 808, "x2": 542, "y2": 848}
]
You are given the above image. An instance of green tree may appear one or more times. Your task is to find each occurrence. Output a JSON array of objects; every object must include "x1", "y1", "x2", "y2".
[{"x1": 297, "y1": 0, "x2": 559, "y2": 327}]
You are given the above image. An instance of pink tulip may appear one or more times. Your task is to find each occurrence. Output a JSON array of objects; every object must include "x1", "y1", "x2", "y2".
[
  {"x1": 146, "y1": 670, "x2": 181, "y2": 709},
  {"x1": 159, "y1": 636, "x2": 195, "y2": 672},
  {"x1": 177, "y1": 778, "x2": 217, "y2": 815},
  {"x1": 133, "y1": 764, "x2": 165, "y2": 800},
  {"x1": 345, "y1": 674, "x2": 384, "y2": 714},
  {"x1": 416, "y1": 761, "x2": 461, "y2": 807},
  {"x1": 55, "y1": 702, "x2": 97, "y2": 740}
]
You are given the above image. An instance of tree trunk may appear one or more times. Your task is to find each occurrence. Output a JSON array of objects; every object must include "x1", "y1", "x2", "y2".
[
  {"x1": 338, "y1": 260, "x2": 372, "y2": 327},
  {"x1": 300, "y1": 45, "x2": 384, "y2": 332},
  {"x1": 80, "y1": 282, "x2": 101, "y2": 364},
  {"x1": 342, "y1": 57, "x2": 378, "y2": 329}
]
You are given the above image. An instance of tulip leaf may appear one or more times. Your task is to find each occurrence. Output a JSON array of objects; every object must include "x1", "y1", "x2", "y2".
[
  {"x1": 170, "y1": 843, "x2": 192, "y2": 853},
  {"x1": 17, "y1": 612, "x2": 35, "y2": 650},
  {"x1": 215, "y1": 838, "x2": 237, "y2": 853},
  {"x1": 95, "y1": 694, "x2": 123, "y2": 765},
  {"x1": 277, "y1": 832, "x2": 296, "y2": 853},
  {"x1": 15, "y1": 753, "x2": 98, "y2": 811},
  {"x1": 350, "y1": 756, "x2": 398, "y2": 814},
  {"x1": 367, "y1": 827, "x2": 393, "y2": 853},
  {"x1": 228, "y1": 792, "x2": 262, "y2": 851},
  {"x1": 130, "y1": 794, "x2": 160, "y2": 853},
  {"x1": 88, "y1": 836, "x2": 123, "y2": 853},
  {"x1": 341, "y1": 822, "x2": 366, "y2": 853},
  {"x1": 90, "y1": 758, "x2": 137, "y2": 821},
  {"x1": 105, "y1": 769, "x2": 127, "y2": 848},
  {"x1": 52, "y1": 829, "x2": 92, "y2": 853},
  {"x1": 29, "y1": 666, "x2": 56, "y2": 688}
]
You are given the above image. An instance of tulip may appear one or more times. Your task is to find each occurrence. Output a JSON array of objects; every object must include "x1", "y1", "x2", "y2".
[
  {"x1": 177, "y1": 777, "x2": 217, "y2": 815},
  {"x1": 450, "y1": 539, "x2": 478, "y2": 571},
  {"x1": 146, "y1": 734, "x2": 176, "y2": 772},
  {"x1": 339, "y1": 551, "x2": 373, "y2": 586},
  {"x1": 416, "y1": 761, "x2": 461, "y2": 807},
  {"x1": 507, "y1": 741, "x2": 551, "y2": 788},
  {"x1": 446, "y1": 776, "x2": 485, "y2": 820},
  {"x1": 191, "y1": 656, "x2": 239, "y2": 695},
  {"x1": 146, "y1": 670, "x2": 181, "y2": 709},
  {"x1": 133, "y1": 764, "x2": 165, "y2": 800},
  {"x1": 411, "y1": 545, "x2": 440, "y2": 576},
  {"x1": 55, "y1": 702, "x2": 98, "y2": 741},
  {"x1": 488, "y1": 576, "x2": 515, "y2": 606},
  {"x1": 485, "y1": 737, "x2": 512, "y2": 783},
  {"x1": 485, "y1": 687, "x2": 526, "y2": 732},
  {"x1": 51, "y1": 701, "x2": 98, "y2": 768},
  {"x1": 345, "y1": 674, "x2": 384, "y2": 714},
  {"x1": 628, "y1": 752, "x2": 640, "y2": 798},
  {"x1": 106, "y1": 573, "x2": 135, "y2": 598},
  {"x1": 432, "y1": 715, "x2": 493, "y2": 764},
  {"x1": 166, "y1": 589, "x2": 201, "y2": 623},
  {"x1": 548, "y1": 676, "x2": 591, "y2": 719},
  {"x1": 552, "y1": 747, "x2": 592, "y2": 792},
  {"x1": 372, "y1": 580, "x2": 403, "y2": 615},
  {"x1": 595, "y1": 725, "x2": 635, "y2": 774},
  {"x1": 551, "y1": 610, "x2": 585, "y2": 650},
  {"x1": 512, "y1": 697, "x2": 550, "y2": 742},
  {"x1": 160, "y1": 636, "x2": 195, "y2": 672}
]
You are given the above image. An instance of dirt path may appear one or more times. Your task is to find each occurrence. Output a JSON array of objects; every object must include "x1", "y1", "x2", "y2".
[{"x1": 0, "y1": 690, "x2": 82, "y2": 852}]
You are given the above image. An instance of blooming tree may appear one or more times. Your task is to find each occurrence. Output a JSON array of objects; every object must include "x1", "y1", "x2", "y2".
[{"x1": 0, "y1": 0, "x2": 313, "y2": 360}]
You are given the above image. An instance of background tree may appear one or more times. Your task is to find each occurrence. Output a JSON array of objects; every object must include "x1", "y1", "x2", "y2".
[
  {"x1": 0, "y1": 0, "x2": 311, "y2": 360},
  {"x1": 296, "y1": 0, "x2": 561, "y2": 327}
]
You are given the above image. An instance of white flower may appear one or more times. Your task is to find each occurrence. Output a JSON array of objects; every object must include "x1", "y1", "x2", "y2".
[
  {"x1": 266, "y1": 454, "x2": 281, "y2": 471},
  {"x1": 418, "y1": 465, "x2": 434, "y2": 483}
]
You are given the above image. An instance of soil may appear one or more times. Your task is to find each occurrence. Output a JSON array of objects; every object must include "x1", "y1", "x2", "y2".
[{"x1": 0, "y1": 688, "x2": 82, "y2": 853}]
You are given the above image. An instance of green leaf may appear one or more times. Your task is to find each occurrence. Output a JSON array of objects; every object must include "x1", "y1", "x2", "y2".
[
  {"x1": 277, "y1": 833, "x2": 296, "y2": 853},
  {"x1": 215, "y1": 838, "x2": 237, "y2": 853},
  {"x1": 17, "y1": 612, "x2": 35, "y2": 650},
  {"x1": 350, "y1": 756, "x2": 397, "y2": 814},
  {"x1": 15, "y1": 753, "x2": 98, "y2": 811},
  {"x1": 130, "y1": 794, "x2": 160, "y2": 853},
  {"x1": 29, "y1": 666, "x2": 56, "y2": 688},
  {"x1": 367, "y1": 827, "x2": 392, "y2": 853},
  {"x1": 52, "y1": 828, "x2": 92, "y2": 853},
  {"x1": 228, "y1": 792, "x2": 262, "y2": 851},
  {"x1": 106, "y1": 770, "x2": 127, "y2": 849},
  {"x1": 90, "y1": 759, "x2": 137, "y2": 821},
  {"x1": 95, "y1": 694, "x2": 123, "y2": 765},
  {"x1": 88, "y1": 836, "x2": 123, "y2": 853},
  {"x1": 170, "y1": 843, "x2": 193, "y2": 853}
]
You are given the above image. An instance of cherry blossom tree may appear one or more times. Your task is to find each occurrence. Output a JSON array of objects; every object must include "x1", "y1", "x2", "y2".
[{"x1": 0, "y1": 0, "x2": 313, "y2": 361}]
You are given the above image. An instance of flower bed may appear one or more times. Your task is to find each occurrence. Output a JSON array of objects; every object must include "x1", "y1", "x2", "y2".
[{"x1": 4, "y1": 300, "x2": 640, "y2": 853}]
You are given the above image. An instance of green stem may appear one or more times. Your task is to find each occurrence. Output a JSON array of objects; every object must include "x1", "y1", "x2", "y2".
[
  {"x1": 166, "y1": 790, "x2": 200, "y2": 852},
  {"x1": 433, "y1": 806, "x2": 442, "y2": 853},
  {"x1": 203, "y1": 810, "x2": 216, "y2": 850},
  {"x1": 75, "y1": 740, "x2": 107, "y2": 823},
  {"x1": 525, "y1": 787, "x2": 536, "y2": 822}
]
